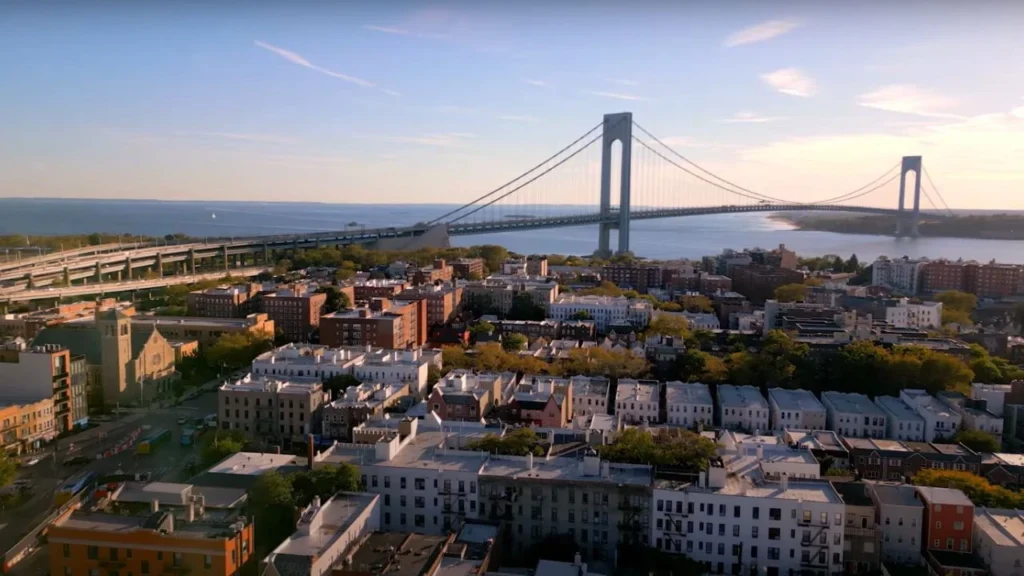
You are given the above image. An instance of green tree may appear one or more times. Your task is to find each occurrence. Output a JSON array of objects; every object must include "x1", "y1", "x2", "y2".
[
  {"x1": 324, "y1": 374, "x2": 361, "y2": 397},
  {"x1": 845, "y1": 254, "x2": 860, "y2": 273},
  {"x1": 426, "y1": 364, "x2": 441, "y2": 395},
  {"x1": 465, "y1": 428, "x2": 545, "y2": 456},
  {"x1": 469, "y1": 321, "x2": 495, "y2": 338},
  {"x1": 773, "y1": 283, "x2": 807, "y2": 303},
  {"x1": 87, "y1": 233, "x2": 103, "y2": 246},
  {"x1": 507, "y1": 292, "x2": 545, "y2": 321},
  {"x1": 679, "y1": 295, "x2": 713, "y2": 313},
  {"x1": 913, "y1": 469, "x2": 1024, "y2": 508},
  {"x1": 646, "y1": 314, "x2": 689, "y2": 339},
  {"x1": 198, "y1": 429, "x2": 246, "y2": 468},
  {"x1": 955, "y1": 429, "x2": 1000, "y2": 453},
  {"x1": 0, "y1": 454, "x2": 16, "y2": 488},
  {"x1": 936, "y1": 290, "x2": 978, "y2": 314},
  {"x1": 248, "y1": 471, "x2": 298, "y2": 559},
  {"x1": 206, "y1": 332, "x2": 274, "y2": 369},
  {"x1": 272, "y1": 258, "x2": 293, "y2": 276},
  {"x1": 502, "y1": 333, "x2": 528, "y2": 352},
  {"x1": 728, "y1": 330, "x2": 809, "y2": 388},
  {"x1": 570, "y1": 310, "x2": 593, "y2": 320},
  {"x1": 316, "y1": 285, "x2": 351, "y2": 314},
  {"x1": 470, "y1": 245, "x2": 509, "y2": 274},
  {"x1": 598, "y1": 428, "x2": 717, "y2": 470},
  {"x1": 288, "y1": 463, "x2": 361, "y2": 507}
]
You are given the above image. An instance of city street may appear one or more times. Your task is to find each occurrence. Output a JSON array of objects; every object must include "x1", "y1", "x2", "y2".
[{"x1": 0, "y1": 388, "x2": 220, "y2": 574}]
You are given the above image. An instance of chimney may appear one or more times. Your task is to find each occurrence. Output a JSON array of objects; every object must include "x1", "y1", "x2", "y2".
[
  {"x1": 781, "y1": 475, "x2": 789, "y2": 491},
  {"x1": 526, "y1": 452, "x2": 534, "y2": 470},
  {"x1": 307, "y1": 434, "x2": 315, "y2": 470},
  {"x1": 186, "y1": 498, "x2": 196, "y2": 523},
  {"x1": 756, "y1": 444, "x2": 764, "y2": 460},
  {"x1": 151, "y1": 499, "x2": 159, "y2": 513}
]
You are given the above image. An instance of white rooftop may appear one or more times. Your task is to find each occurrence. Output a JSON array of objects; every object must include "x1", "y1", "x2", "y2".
[
  {"x1": 874, "y1": 395, "x2": 925, "y2": 422},
  {"x1": 717, "y1": 385, "x2": 768, "y2": 409},
  {"x1": 769, "y1": 388, "x2": 826, "y2": 413},
  {"x1": 974, "y1": 508, "x2": 1024, "y2": 548},
  {"x1": 270, "y1": 492, "x2": 378, "y2": 557},
  {"x1": 208, "y1": 452, "x2": 300, "y2": 476},
  {"x1": 665, "y1": 382, "x2": 713, "y2": 406},
  {"x1": 616, "y1": 380, "x2": 659, "y2": 403},
  {"x1": 219, "y1": 374, "x2": 322, "y2": 395},
  {"x1": 821, "y1": 391, "x2": 886, "y2": 416}
]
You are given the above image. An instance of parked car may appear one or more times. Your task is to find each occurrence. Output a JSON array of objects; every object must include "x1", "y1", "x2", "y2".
[{"x1": 63, "y1": 456, "x2": 92, "y2": 467}]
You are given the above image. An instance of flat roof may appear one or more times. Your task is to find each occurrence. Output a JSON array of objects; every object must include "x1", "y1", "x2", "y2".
[
  {"x1": 974, "y1": 509, "x2": 1024, "y2": 548},
  {"x1": 616, "y1": 380, "x2": 658, "y2": 404},
  {"x1": 871, "y1": 483, "x2": 922, "y2": 508},
  {"x1": 842, "y1": 438, "x2": 911, "y2": 452},
  {"x1": 875, "y1": 396, "x2": 925, "y2": 423},
  {"x1": 480, "y1": 455, "x2": 651, "y2": 487},
  {"x1": 821, "y1": 392, "x2": 885, "y2": 416},
  {"x1": 570, "y1": 376, "x2": 610, "y2": 397},
  {"x1": 57, "y1": 511, "x2": 242, "y2": 539},
  {"x1": 348, "y1": 532, "x2": 446, "y2": 576},
  {"x1": 783, "y1": 429, "x2": 847, "y2": 452},
  {"x1": 915, "y1": 486, "x2": 973, "y2": 507},
  {"x1": 717, "y1": 385, "x2": 768, "y2": 410},
  {"x1": 319, "y1": 430, "x2": 491, "y2": 472},
  {"x1": 992, "y1": 453, "x2": 1024, "y2": 467},
  {"x1": 208, "y1": 452, "x2": 300, "y2": 476},
  {"x1": 656, "y1": 475, "x2": 842, "y2": 504},
  {"x1": 769, "y1": 388, "x2": 826, "y2": 413},
  {"x1": 272, "y1": 493, "x2": 378, "y2": 558},
  {"x1": 130, "y1": 316, "x2": 262, "y2": 328},
  {"x1": 665, "y1": 382, "x2": 713, "y2": 406}
]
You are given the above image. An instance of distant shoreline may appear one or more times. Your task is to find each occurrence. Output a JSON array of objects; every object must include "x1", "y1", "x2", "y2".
[{"x1": 770, "y1": 212, "x2": 1024, "y2": 240}]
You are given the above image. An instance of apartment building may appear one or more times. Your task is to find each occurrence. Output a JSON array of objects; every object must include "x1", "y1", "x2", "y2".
[
  {"x1": 650, "y1": 436, "x2": 847, "y2": 576},
  {"x1": 885, "y1": 299, "x2": 943, "y2": 329},
  {"x1": 396, "y1": 283, "x2": 463, "y2": 328},
  {"x1": 251, "y1": 344, "x2": 363, "y2": 380},
  {"x1": 261, "y1": 492, "x2": 380, "y2": 576},
  {"x1": 868, "y1": 483, "x2": 923, "y2": 565},
  {"x1": 187, "y1": 283, "x2": 261, "y2": 317},
  {"x1": 479, "y1": 454, "x2": 652, "y2": 563},
  {"x1": 503, "y1": 256, "x2": 549, "y2": 277},
  {"x1": 549, "y1": 295, "x2": 652, "y2": 333},
  {"x1": 353, "y1": 279, "x2": 407, "y2": 302},
  {"x1": 462, "y1": 276, "x2": 558, "y2": 316},
  {"x1": 0, "y1": 397, "x2": 55, "y2": 455},
  {"x1": 973, "y1": 508, "x2": 1024, "y2": 576},
  {"x1": 509, "y1": 376, "x2": 572, "y2": 428},
  {"x1": 874, "y1": 395, "x2": 927, "y2": 442},
  {"x1": 322, "y1": 383, "x2": 409, "y2": 441},
  {"x1": 665, "y1": 382, "x2": 713, "y2": 428},
  {"x1": 821, "y1": 392, "x2": 887, "y2": 439},
  {"x1": 600, "y1": 264, "x2": 666, "y2": 293},
  {"x1": 218, "y1": 375, "x2": 325, "y2": 443},
  {"x1": 570, "y1": 376, "x2": 610, "y2": 420},
  {"x1": 959, "y1": 404, "x2": 1004, "y2": 436},
  {"x1": 717, "y1": 385, "x2": 770, "y2": 432},
  {"x1": 970, "y1": 383, "x2": 1011, "y2": 418},
  {"x1": 0, "y1": 339, "x2": 77, "y2": 433},
  {"x1": 428, "y1": 371, "x2": 503, "y2": 421},
  {"x1": 452, "y1": 258, "x2": 485, "y2": 280},
  {"x1": 130, "y1": 313, "x2": 274, "y2": 346},
  {"x1": 355, "y1": 348, "x2": 433, "y2": 397},
  {"x1": 614, "y1": 379, "x2": 660, "y2": 425},
  {"x1": 843, "y1": 438, "x2": 981, "y2": 481},
  {"x1": 319, "y1": 300, "x2": 426, "y2": 349},
  {"x1": 833, "y1": 481, "x2": 881, "y2": 574},
  {"x1": 769, "y1": 388, "x2": 827, "y2": 432},
  {"x1": 922, "y1": 260, "x2": 1024, "y2": 298},
  {"x1": 409, "y1": 259, "x2": 454, "y2": 286},
  {"x1": 917, "y1": 486, "x2": 974, "y2": 554},
  {"x1": 260, "y1": 283, "x2": 328, "y2": 343},
  {"x1": 48, "y1": 508, "x2": 254, "y2": 576},
  {"x1": 492, "y1": 320, "x2": 561, "y2": 341},
  {"x1": 872, "y1": 257, "x2": 927, "y2": 294},
  {"x1": 728, "y1": 264, "x2": 805, "y2": 305},
  {"x1": 680, "y1": 312, "x2": 721, "y2": 330},
  {"x1": 900, "y1": 389, "x2": 962, "y2": 442}
]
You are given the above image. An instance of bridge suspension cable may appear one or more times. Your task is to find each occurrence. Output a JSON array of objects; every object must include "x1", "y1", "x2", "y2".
[
  {"x1": 632, "y1": 121, "x2": 794, "y2": 204},
  {"x1": 445, "y1": 130, "x2": 605, "y2": 225},
  {"x1": 922, "y1": 166, "x2": 956, "y2": 217},
  {"x1": 806, "y1": 162, "x2": 901, "y2": 205},
  {"x1": 426, "y1": 122, "x2": 603, "y2": 226}
]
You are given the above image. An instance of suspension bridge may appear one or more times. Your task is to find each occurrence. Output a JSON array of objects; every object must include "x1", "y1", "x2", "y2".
[{"x1": 1, "y1": 111, "x2": 956, "y2": 299}]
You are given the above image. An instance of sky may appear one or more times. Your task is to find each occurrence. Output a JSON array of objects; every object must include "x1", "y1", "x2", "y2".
[{"x1": 1, "y1": 1, "x2": 1023, "y2": 208}]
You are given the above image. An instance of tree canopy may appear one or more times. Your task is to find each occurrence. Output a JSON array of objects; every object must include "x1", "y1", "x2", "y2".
[
  {"x1": 773, "y1": 283, "x2": 807, "y2": 303},
  {"x1": 198, "y1": 429, "x2": 247, "y2": 468},
  {"x1": 205, "y1": 332, "x2": 274, "y2": 370},
  {"x1": 936, "y1": 290, "x2": 977, "y2": 326},
  {"x1": 316, "y1": 285, "x2": 351, "y2": 314},
  {"x1": 954, "y1": 429, "x2": 1000, "y2": 453},
  {"x1": 646, "y1": 314, "x2": 690, "y2": 340},
  {"x1": 502, "y1": 333, "x2": 528, "y2": 352},
  {"x1": 598, "y1": 428, "x2": 717, "y2": 471},
  {"x1": 464, "y1": 428, "x2": 545, "y2": 456},
  {"x1": 912, "y1": 469, "x2": 1024, "y2": 508}
]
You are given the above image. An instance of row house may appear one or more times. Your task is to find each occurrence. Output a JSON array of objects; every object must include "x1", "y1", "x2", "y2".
[{"x1": 842, "y1": 438, "x2": 981, "y2": 482}]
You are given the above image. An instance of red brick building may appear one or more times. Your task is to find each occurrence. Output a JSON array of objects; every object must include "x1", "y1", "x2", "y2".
[
  {"x1": 922, "y1": 260, "x2": 1023, "y2": 298},
  {"x1": 319, "y1": 299, "x2": 426, "y2": 349},
  {"x1": 917, "y1": 486, "x2": 974, "y2": 553},
  {"x1": 259, "y1": 283, "x2": 327, "y2": 342}
]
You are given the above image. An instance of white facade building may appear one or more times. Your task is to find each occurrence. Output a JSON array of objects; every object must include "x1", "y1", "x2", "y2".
[
  {"x1": 900, "y1": 389, "x2": 962, "y2": 442},
  {"x1": 650, "y1": 432, "x2": 846, "y2": 575},
  {"x1": 961, "y1": 406, "x2": 1004, "y2": 436},
  {"x1": 614, "y1": 379, "x2": 661, "y2": 424},
  {"x1": 874, "y1": 396, "x2": 926, "y2": 442},
  {"x1": 871, "y1": 257, "x2": 927, "y2": 295},
  {"x1": 769, "y1": 388, "x2": 827, "y2": 432},
  {"x1": 680, "y1": 312, "x2": 721, "y2": 330},
  {"x1": 971, "y1": 383, "x2": 1012, "y2": 417},
  {"x1": 868, "y1": 483, "x2": 923, "y2": 566},
  {"x1": 218, "y1": 374, "x2": 326, "y2": 441},
  {"x1": 973, "y1": 508, "x2": 1024, "y2": 576},
  {"x1": 353, "y1": 348, "x2": 432, "y2": 397},
  {"x1": 717, "y1": 385, "x2": 770, "y2": 432},
  {"x1": 821, "y1": 392, "x2": 888, "y2": 439},
  {"x1": 665, "y1": 382, "x2": 714, "y2": 428},
  {"x1": 883, "y1": 299, "x2": 943, "y2": 329},
  {"x1": 549, "y1": 295, "x2": 653, "y2": 332},
  {"x1": 570, "y1": 376, "x2": 610, "y2": 420}
]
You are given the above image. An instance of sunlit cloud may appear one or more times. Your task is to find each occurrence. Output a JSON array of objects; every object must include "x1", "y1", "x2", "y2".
[
  {"x1": 606, "y1": 78, "x2": 639, "y2": 86},
  {"x1": 760, "y1": 68, "x2": 816, "y2": 97},
  {"x1": 382, "y1": 89, "x2": 401, "y2": 97},
  {"x1": 586, "y1": 91, "x2": 649, "y2": 101},
  {"x1": 721, "y1": 112, "x2": 781, "y2": 124},
  {"x1": 523, "y1": 79, "x2": 548, "y2": 87},
  {"x1": 858, "y1": 84, "x2": 962, "y2": 119},
  {"x1": 254, "y1": 41, "x2": 374, "y2": 88},
  {"x1": 725, "y1": 19, "x2": 801, "y2": 47},
  {"x1": 363, "y1": 25, "x2": 410, "y2": 36}
]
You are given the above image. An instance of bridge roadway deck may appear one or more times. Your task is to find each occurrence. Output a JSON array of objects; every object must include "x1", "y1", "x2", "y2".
[{"x1": 0, "y1": 204, "x2": 909, "y2": 283}]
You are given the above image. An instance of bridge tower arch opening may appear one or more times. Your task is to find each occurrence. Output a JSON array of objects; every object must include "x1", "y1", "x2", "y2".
[
  {"x1": 598, "y1": 112, "x2": 633, "y2": 256},
  {"x1": 897, "y1": 155, "x2": 923, "y2": 237}
]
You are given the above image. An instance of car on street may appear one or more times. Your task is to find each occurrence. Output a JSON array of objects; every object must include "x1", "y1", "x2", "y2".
[
  {"x1": 63, "y1": 455, "x2": 92, "y2": 467},
  {"x1": 177, "y1": 416, "x2": 188, "y2": 425},
  {"x1": 22, "y1": 456, "x2": 42, "y2": 466}
]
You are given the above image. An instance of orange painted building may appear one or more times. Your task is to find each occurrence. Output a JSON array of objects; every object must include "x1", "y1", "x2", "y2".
[
  {"x1": 48, "y1": 509, "x2": 254, "y2": 576},
  {"x1": 916, "y1": 486, "x2": 974, "y2": 553}
]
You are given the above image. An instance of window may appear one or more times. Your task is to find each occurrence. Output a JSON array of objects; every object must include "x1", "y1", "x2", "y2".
[
  {"x1": 750, "y1": 546, "x2": 758, "y2": 559},
  {"x1": 87, "y1": 546, "x2": 99, "y2": 560},
  {"x1": 769, "y1": 508, "x2": 781, "y2": 521},
  {"x1": 205, "y1": 556, "x2": 213, "y2": 569},
  {"x1": 400, "y1": 477, "x2": 406, "y2": 489},
  {"x1": 768, "y1": 528, "x2": 781, "y2": 540},
  {"x1": 415, "y1": 514, "x2": 425, "y2": 527},
  {"x1": 752, "y1": 507, "x2": 759, "y2": 519},
  {"x1": 110, "y1": 548, "x2": 119, "y2": 561},
  {"x1": 751, "y1": 526, "x2": 758, "y2": 538},
  {"x1": 62, "y1": 544, "x2": 70, "y2": 558},
  {"x1": 733, "y1": 505, "x2": 741, "y2": 518},
  {"x1": 733, "y1": 525, "x2": 740, "y2": 537},
  {"x1": 415, "y1": 478, "x2": 426, "y2": 490},
  {"x1": 173, "y1": 552, "x2": 183, "y2": 566},
  {"x1": 936, "y1": 521, "x2": 942, "y2": 529},
  {"x1": 384, "y1": 476, "x2": 391, "y2": 488}
]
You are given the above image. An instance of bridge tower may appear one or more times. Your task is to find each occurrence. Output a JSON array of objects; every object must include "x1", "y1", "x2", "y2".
[
  {"x1": 597, "y1": 112, "x2": 633, "y2": 256},
  {"x1": 896, "y1": 156, "x2": 923, "y2": 237}
]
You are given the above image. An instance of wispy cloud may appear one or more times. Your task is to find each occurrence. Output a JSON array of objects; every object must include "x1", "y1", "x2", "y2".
[
  {"x1": 522, "y1": 79, "x2": 548, "y2": 87},
  {"x1": 363, "y1": 24, "x2": 410, "y2": 36},
  {"x1": 606, "y1": 78, "x2": 638, "y2": 86},
  {"x1": 586, "y1": 91, "x2": 649, "y2": 102},
  {"x1": 725, "y1": 19, "x2": 801, "y2": 47},
  {"x1": 1013, "y1": 100, "x2": 1024, "y2": 119},
  {"x1": 858, "y1": 84, "x2": 962, "y2": 118},
  {"x1": 173, "y1": 131, "x2": 297, "y2": 144},
  {"x1": 254, "y1": 40, "x2": 374, "y2": 88},
  {"x1": 721, "y1": 111, "x2": 781, "y2": 124},
  {"x1": 384, "y1": 133, "x2": 475, "y2": 148},
  {"x1": 382, "y1": 89, "x2": 401, "y2": 97},
  {"x1": 498, "y1": 114, "x2": 541, "y2": 123},
  {"x1": 760, "y1": 68, "x2": 816, "y2": 97}
]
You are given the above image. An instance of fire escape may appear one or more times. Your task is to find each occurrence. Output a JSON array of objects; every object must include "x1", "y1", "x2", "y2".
[
  {"x1": 439, "y1": 478, "x2": 471, "y2": 532},
  {"x1": 660, "y1": 499, "x2": 689, "y2": 553},
  {"x1": 798, "y1": 513, "x2": 831, "y2": 575}
]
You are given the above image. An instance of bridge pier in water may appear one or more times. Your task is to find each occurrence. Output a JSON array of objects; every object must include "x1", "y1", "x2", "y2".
[
  {"x1": 896, "y1": 156, "x2": 923, "y2": 237},
  {"x1": 597, "y1": 112, "x2": 633, "y2": 256}
]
